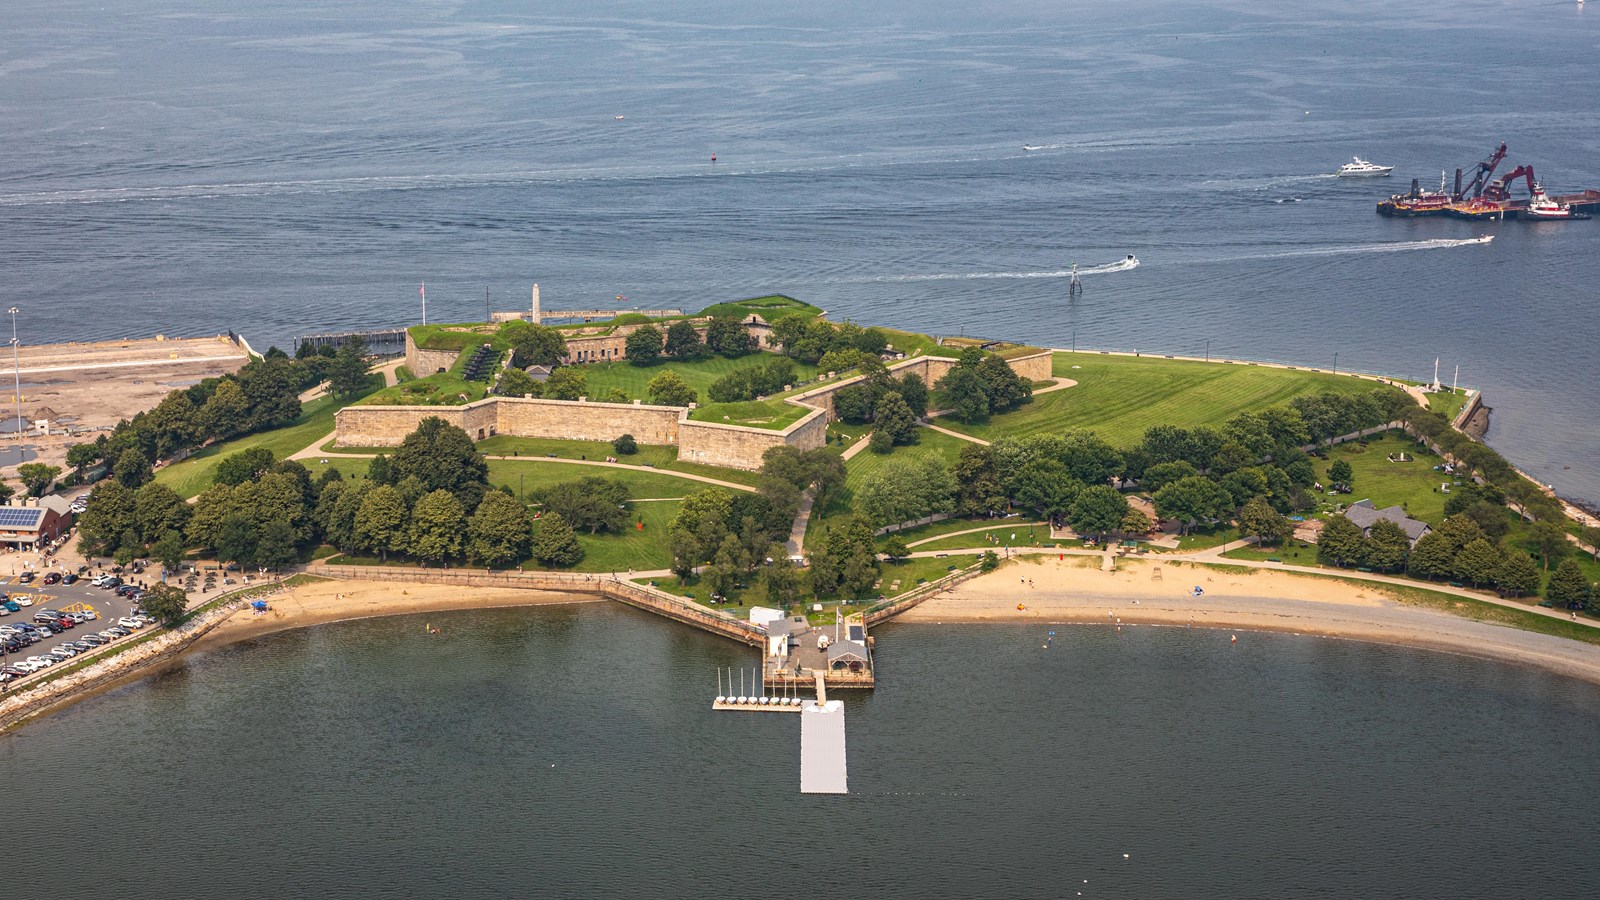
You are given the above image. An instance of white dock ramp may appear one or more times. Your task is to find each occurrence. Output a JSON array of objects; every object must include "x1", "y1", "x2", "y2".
[{"x1": 799, "y1": 699, "x2": 848, "y2": 794}]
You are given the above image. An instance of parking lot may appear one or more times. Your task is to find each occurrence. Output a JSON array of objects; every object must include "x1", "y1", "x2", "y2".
[{"x1": 0, "y1": 571, "x2": 155, "y2": 682}]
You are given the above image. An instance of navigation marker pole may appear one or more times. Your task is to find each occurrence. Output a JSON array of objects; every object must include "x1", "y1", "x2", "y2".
[{"x1": 421, "y1": 283, "x2": 427, "y2": 326}]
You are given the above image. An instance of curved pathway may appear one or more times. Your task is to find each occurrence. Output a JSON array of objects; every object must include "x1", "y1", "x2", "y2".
[{"x1": 905, "y1": 521, "x2": 1047, "y2": 548}]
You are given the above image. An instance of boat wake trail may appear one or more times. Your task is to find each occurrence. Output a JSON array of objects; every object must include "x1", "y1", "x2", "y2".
[
  {"x1": 1205, "y1": 236, "x2": 1492, "y2": 263},
  {"x1": 835, "y1": 256, "x2": 1140, "y2": 283}
]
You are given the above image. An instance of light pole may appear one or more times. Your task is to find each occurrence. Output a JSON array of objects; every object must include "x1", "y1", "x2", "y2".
[
  {"x1": 1332, "y1": 351, "x2": 1339, "y2": 376},
  {"x1": 1205, "y1": 339, "x2": 1210, "y2": 363},
  {"x1": 7, "y1": 308, "x2": 20, "y2": 439}
]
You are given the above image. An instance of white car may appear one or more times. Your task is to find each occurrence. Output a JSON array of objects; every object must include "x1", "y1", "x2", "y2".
[
  {"x1": 91, "y1": 575, "x2": 111, "y2": 587},
  {"x1": 117, "y1": 617, "x2": 144, "y2": 630},
  {"x1": 97, "y1": 630, "x2": 120, "y2": 641},
  {"x1": 14, "y1": 596, "x2": 31, "y2": 607},
  {"x1": 25, "y1": 656, "x2": 56, "y2": 668},
  {"x1": 12, "y1": 660, "x2": 42, "y2": 673}
]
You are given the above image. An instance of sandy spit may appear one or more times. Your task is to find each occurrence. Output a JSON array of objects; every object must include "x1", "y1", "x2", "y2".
[{"x1": 895, "y1": 557, "x2": 1600, "y2": 685}]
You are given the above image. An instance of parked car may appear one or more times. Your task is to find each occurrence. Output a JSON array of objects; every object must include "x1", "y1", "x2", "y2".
[
  {"x1": 17, "y1": 573, "x2": 34, "y2": 584},
  {"x1": 24, "y1": 656, "x2": 55, "y2": 668},
  {"x1": 97, "y1": 630, "x2": 120, "y2": 641},
  {"x1": 13, "y1": 596, "x2": 31, "y2": 607},
  {"x1": 47, "y1": 648, "x2": 75, "y2": 660},
  {"x1": 106, "y1": 626, "x2": 131, "y2": 637},
  {"x1": 1, "y1": 666, "x2": 29, "y2": 677},
  {"x1": 0, "y1": 600, "x2": 16, "y2": 612},
  {"x1": 78, "y1": 635, "x2": 108, "y2": 647},
  {"x1": 60, "y1": 574, "x2": 78, "y2": 585},
  {"x1": 117, "y1": 618, "x2": 144, "y2": 630},
  {"x1": 42, "y1": 573, "x2": 61, "y2": 586}
]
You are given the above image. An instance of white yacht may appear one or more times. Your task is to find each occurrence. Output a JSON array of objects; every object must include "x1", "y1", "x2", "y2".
[{"x1": 1337, "y1": 157, "x2": 1395, "y2": 177}]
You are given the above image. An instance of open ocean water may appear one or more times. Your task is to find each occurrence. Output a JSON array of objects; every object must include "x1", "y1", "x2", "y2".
[
  {"x1": 4, "y1": 604, "x2": 1599, "y2": 898},
  {"x1": 3, "y1": 0, "x2": 1598, "y2": 499}
]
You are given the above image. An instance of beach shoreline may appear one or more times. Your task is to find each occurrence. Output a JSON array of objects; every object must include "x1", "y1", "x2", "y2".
[{"x1": 893, "y1": 557, "x2": 1600, "y2": 685}]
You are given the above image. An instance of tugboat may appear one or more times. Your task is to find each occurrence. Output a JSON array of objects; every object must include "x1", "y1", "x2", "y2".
[
  {"x1": 1523, "y1": 184, "x2": 1591, "y2": 220},
  {"x1": 1378, "y1": 172, "x2": 1453, "y2": 217},
  {"x1": 1338, "y1": 157, "x2": 1394, "y2": 177}
]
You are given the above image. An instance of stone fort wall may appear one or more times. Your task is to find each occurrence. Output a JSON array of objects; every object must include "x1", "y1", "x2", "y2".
[{"x1": 339, "y1": 349, "x2": 1048, "y2": 470}]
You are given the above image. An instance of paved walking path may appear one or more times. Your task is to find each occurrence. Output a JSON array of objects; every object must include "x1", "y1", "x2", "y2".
[
  {"x1": 920, "y1": 376, "x2": 1077, "y2": 444},
  {"x1": 786, "y1": 490, "x2": 817, "y2": 556},
  {"x1": 840, "y1": 434, "x2": 873, "y2": 460},
  {"x1": 297, "y1": 358, "x2": 405, "y2": 403},
  {"x1": 924, "y1": 422, "x2": 988, "y2": 445},
  {"x1": 905, "y1": 521, "x2": 1047, "y2": 548}
]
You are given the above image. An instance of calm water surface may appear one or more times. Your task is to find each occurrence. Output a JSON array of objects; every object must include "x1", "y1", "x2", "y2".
[
  {"x1": 4, "y1": 603, "x2": 1597, "y2": 898},
  {"x1": 2, "y1": 0, "x2": 1598, "y2": 499}
]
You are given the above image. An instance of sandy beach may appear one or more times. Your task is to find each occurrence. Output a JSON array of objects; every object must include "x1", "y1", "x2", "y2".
[
  {"x1": 899, "y1": 556, "x2": 1600, "y2": 685},
  {"x1": 190, "y1": 577, "x2": 600, "y2": 652}
]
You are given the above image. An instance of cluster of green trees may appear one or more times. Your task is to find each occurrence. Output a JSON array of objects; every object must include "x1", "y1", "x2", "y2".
[
  {"x1": 496, "y1": 365, "x2": 596, "y2": 401},
  {"x1": 830, "y1": 358, "x2": 929, "y2": 452},
  {"x1": 932, "y1": 348, "x2": 1033, "y2": 424},
  {"x1": 707, "y1": 356, "x2": 798, "y2": 403},
  {"x1": 503, "y1": 322, "x2": 568, "y2": 368},
  {"x1": 646, "y1": 370, "x2": 697, "y2": 407},
  {"x1": 77, "y1": 477, "x2": 195, "y2": 568},
  {"x1": 767, "y1": 317, "x2": 888, "y2": 365},
  {"x1": 626, "y1": 316, "x2": 754, "y2": 366},
  {"x1": 64, "y1": 351, "x2": 342, "y2": 485},
  {"x1": 666, "y1": 446, "x2": 845, "y2": 601},
  {"x1": 1318, "y1": 488, "x2": 1591, "y2": 604}
]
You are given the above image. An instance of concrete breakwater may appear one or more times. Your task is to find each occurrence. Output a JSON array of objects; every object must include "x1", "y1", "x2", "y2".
[{"x1": 0, "y1": 602, "x2": 245, "y2": 731}]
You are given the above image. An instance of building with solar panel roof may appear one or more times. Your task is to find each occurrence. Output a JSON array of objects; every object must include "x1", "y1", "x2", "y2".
[{"x1": 0, "y1": 497, "x2": 71, "y2": 550}]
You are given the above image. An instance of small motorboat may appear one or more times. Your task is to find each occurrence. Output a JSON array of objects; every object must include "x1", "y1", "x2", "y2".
[
  {"x1": 1338, "y1": 157, "x2": 1395, "y2": 177},
  {"x1": 1023, "y1": 145, "x2": 1044, "y2": 151},
  {"x1": 1522, "y1": 185, "x2": 1590, "y2": 220}
]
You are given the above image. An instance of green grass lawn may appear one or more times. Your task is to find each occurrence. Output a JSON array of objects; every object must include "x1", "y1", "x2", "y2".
[
  {"x1": 580, "y1": 354, "x2": 821, "y2": 401},
  {"x1": 885, "y1": 515, "x2": 1044, "y2": 548},
  {"x1": 1321, "y1": 431, "x2": 1449, "y2": 525},
  {"x1": 486, "y1": 459, "x2": 724, "y2": 503},
  {"x1": 937, "y1": 352, "x2": 1399, "y2": 446},
  {"x1": 476, "y1": 435, "x2": 761, "y2": 487},
  {"x1": 874, "y1": 554, "x2": 982, "y2": 596},
  {"x1": 1425, "y1": 388, "x2": 1471, "y2": 422},
  {"x1": 688, "y1": 399, "x2": 812, "y2": 430},
  {"x1": 155, "y1": 375, "x2": 382, "y2": 498},
  {"x1": 913, "y1": 526, "x2": 1054, "y2": 553}
]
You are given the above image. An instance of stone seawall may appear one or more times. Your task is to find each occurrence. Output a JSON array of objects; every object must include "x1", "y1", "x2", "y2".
[{"x1": 0, "y1": 602, "x2": 244, "y2": 731}]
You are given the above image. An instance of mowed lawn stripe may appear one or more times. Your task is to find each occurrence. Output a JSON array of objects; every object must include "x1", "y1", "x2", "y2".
[{"x1": 938, "y1": 353, "x2": 1395, "y2": 446}]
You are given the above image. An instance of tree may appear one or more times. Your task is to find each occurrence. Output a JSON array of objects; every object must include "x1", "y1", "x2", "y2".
[
  {"x1": 327, "y1": 335, "x2": 370, "y2": 399},
  {"x1": 933, "y1": 365, "x2": 990, "y2": 424},
  {"x1": 769, "y1": 315, "x2": 809, "y2": 355},
  {"x1": 1237, "y1": 496, "x2": 1291, "y2": 546},
  {"x1": 1140, "y1": 460, "x2": 1198, "y2": 493},
  {"x1": 544, "y1": 368, "x2": 587, "y2": 402},
  {"x1": 254, "y1": 520, "x2": 300, "y2": 571},
  {"x1": 595, "y1": 387, "x2": 628, "y2": 404},
  {"x1": 151, "y1": 530, "x2": 186, "y2": 572},
  {"x1": 1152, "y1": 476, "x2": 1232, "y2": 535},
  {"x1": 540, "y1": 476, "x2": 630, "y2": 534},
  {"x1": 664, "y1": 320, "x2": 704, "y2": 358},
  {"x1": 1497, "y1": 549, "x2": 1541, "y2": 598},
  {"x1": 215, "y1": 446, "x2": 276, "y2": 486},
  {"x1": 215, "y1": 513, "x2": 258, "y2": 568},
  {"x1": 1069, "y1": 485, "x2": 1129, "y2": 541},
  {"x1": 78, "y1": 480, "x2": 138, "y2": 555},
  {"x1": 705, "y1": 316, "x2": 753, "y2": 357},
  {"x1": 976, "y1": 354, "x2": 1030, "y2": 413},
  {"x1": 114, "y1": 448, "x2": 153, "y2": 489},
  {"x1": 1328, "y1": 459, "x2": 1354, "y2": 490},
  {"x1": 869, "y1": 391, "x2": 919, "y2": 452},
  {"x1": 1453, "y1": 538, "x2": 1503, "y2": 587},
  {"x1": 854, "y1": 457, "x2": 956, "y2": 529},
  {"x1": 1121, "y1": 506, "x2": 1153, "y2": 536},
  {"x1": 624, "y1": 325, "x2": 664, "y2": 365},
  {"x1": 388, "y1": 417, "x2": 489, "y2": 510},
  {"x1": 612, "y1": 434, "x2": 638, "y2": 455},
  {"x1": 1546, "y1": 558, "x2": 1591, "y2": 610},
  {"x1": 530, "y1": 512, "x2": 584, "y2": 567},
  {"x1": 702, "y1": 533, "x2": 747, "y2": 598},
  {"x1": 509, "y1": 324, "x2": 568, "y2": 367},
  {"x1": 953, "y1": 445, "x2": 1006, "y2": 517},
  {"x1": 496, "y1": 367, "x2": 540, "y2": 397},
  {"x1": 668, "y1": 488, "x2": 734, "y2": 578},
  {"x1": 980, "y1": 550, "x2": 1000, "y2": 572},
  {"x1": 1061, "y1": 431, "x2": 1124, "y2": 486},
  {"x1": 16, "y1": 463, "x2": 60, "y2": 498},
  {"x1": 141, "y1": 583, "x2": 188, "y2": 625},
  {"x1": 408, "y1": 489, "x2": 466, "y2": 563},
  {"x1": 468, "y1": 491, "x2": 532, "y2": 568},
  {"x1": 646, "y1": 370, "x2": 697, "y2": 407},
  {"x1": 1526, "y1": 520, "x2": 1571, "y2": 572},
  {"x1": 134, "y1": 482, "x2": 191, "y2": 544},
  {"x1": 199, "y1": 378, "x2": 250, "y2": 439},
  {"x1": 1362, "y1": 519, "x2": 1411, "y2": 573},
  {"x1": 882, "y1": 535, "x2": 910, "y2": 561},
  {"x1": 1407, "y1": 531, "x2": 1457, "y2": 580},
  {"x1": 1317, "y1": 515, "x2": 1366, "y2": 567},
  {"x1": 354, "y1": 484, "x2": 408, "y2": 561},
  {"x1": 66, "y1": 442, "x2": 102, "y2": 475},
  {"x1": 762, "y1": 551, "x2": 803, "y2": 607},
  {"x1": 1011, "y1": 459, "x2": 1082, "y2": 520}
]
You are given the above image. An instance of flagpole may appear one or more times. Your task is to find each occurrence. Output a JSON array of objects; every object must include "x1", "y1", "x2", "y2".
[{"x1": 421, "y1": 282, "x2": 427, "y2": 326}]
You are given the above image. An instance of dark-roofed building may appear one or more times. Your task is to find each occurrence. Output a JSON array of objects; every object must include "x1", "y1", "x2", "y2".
[
  {"x1": 0, "y1": 500, "x2": 71, "y2": 551},
  {"x1": 827, "y1": 640, "x2": 870, "y2": 673},
  {"x1": 1343, "y1": 499, "x2": 1432, "y2": 547}
]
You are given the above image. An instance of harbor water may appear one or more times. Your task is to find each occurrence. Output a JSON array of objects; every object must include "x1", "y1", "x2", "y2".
[
  {"x1": 3, "y1": 603, "x2": 1598, "y2": 898},
  {"x1": 1, "y1": 0, "x2": 1598, "y2": 501}
]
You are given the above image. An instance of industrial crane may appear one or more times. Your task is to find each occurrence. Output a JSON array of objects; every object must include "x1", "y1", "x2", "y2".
[
  {"x1": 1481, "y1": 165, "x2": 1537, "y2": 202},
  {"x1": 1454, "y1": 142, "x2": 1507, "y2": 200}
]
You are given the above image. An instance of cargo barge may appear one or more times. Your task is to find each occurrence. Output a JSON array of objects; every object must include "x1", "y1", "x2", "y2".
[{"x1": 1376, "y1": 143, "x2": 1600, "y2": 220}]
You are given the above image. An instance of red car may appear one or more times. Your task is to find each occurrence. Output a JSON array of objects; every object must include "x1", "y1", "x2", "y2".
[{"x1": 42, "y1": 572, "x2": 61, "y2": 585}]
